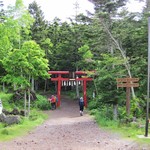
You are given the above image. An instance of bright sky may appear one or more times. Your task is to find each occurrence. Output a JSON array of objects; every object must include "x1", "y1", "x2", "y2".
[{"x1": 3, "y1": 0, "x2": 146, "y2": 21}]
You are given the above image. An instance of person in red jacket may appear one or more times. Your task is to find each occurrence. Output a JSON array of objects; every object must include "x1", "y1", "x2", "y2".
[{"x1": 48, "y1": 95, "x2": 56, "y2": 110}]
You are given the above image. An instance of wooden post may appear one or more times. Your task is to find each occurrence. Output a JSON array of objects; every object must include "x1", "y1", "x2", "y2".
[
  {"x1": 116, "y1": 77, "x2": 139, "y2": 115},
  {"x1": 57, "y1": 74, "x2": 61, "y2": 107},
  {"x1": 83, "y1": 80, "x2": 87, "y2": 107},
  {"x1": 126, "y1": 87, "x2": 130, "y2": 115}
]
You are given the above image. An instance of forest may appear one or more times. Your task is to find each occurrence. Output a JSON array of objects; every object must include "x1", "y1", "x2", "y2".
[{"x1": 0, "y1": 0, "x2": 150, "y2": 137}]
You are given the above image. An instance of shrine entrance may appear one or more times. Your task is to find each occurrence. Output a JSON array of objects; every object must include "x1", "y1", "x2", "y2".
[{"x1": 48, "y1": 71, "x2": 93, "y2": 107}]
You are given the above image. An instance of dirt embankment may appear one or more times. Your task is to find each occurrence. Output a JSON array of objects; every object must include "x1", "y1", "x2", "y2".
[{"x1": 0, "y1": 96, "x2": 148, "y2": 150}]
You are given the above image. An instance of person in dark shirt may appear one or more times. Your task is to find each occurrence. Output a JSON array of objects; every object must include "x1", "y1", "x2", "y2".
[{"x1": 79, "y1": 97, "x2": 84, "y2": 116}]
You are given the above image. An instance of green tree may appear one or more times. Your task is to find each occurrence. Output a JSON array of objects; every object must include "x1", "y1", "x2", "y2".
[
  {"x1": 88, "y1": 0, "x2": 137, "y2": 98},
  {"x1": 28, "y1": 1, "x2": 52, "y2": 91},
  {"x1": 2, "y1": 40, "x2": 50, "y2": 116},
  {"x1": 94, "y1": 54, "x2": 126, "y2": 119},
  {"x1": 0, "y1": 0, "x2": 34, "y2": 91},
  {"x1": 78, "y1": 44, "x2": 94, "y2": 70},
  {"x1": 28, "y1": 1, "x2": 48, "y2": 45},
  {"x1": 47, "y1": 19, "x2": 74, "y2": 71},
  {"x1": 6, "y1": 0, "x2": 34, "y2": 49},
  {"x1": 111, "y1": 11, "x2": 148, "y2": 98}
]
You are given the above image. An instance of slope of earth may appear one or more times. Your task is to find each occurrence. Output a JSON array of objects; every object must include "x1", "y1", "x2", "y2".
[{"x1": 0, "y1": 95, "x2": 148, "y2": 150}]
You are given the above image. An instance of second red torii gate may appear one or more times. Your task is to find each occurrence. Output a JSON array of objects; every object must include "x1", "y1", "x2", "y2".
[
  {"x1": 75, "y1": 71, "x2": 93, "y2": 107},
  {"x1": 48, "y1": 71, "x2": 93, "y2": 107}
]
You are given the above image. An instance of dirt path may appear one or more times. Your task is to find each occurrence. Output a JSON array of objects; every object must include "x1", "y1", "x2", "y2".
[{"x1": 0, "y1": 96, "x2": 145, "y2": 150}]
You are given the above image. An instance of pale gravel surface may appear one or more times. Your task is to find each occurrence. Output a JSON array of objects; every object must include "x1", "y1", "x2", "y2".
[{"x1": 0, "y1": 96, "x2": 149, "y2": 150}]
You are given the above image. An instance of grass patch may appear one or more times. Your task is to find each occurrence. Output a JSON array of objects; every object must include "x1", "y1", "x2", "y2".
[
  {"x1": 90, "y1": 109, "x2": 150, "y2": 144},
  {"x1": 0, "y1": 110, "x2": 48, "y2": 141}
]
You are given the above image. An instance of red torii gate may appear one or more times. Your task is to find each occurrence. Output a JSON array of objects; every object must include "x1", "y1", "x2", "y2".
[
  {"x1": 48, "y1": 71, "x2": 93, "y2": 107},
  {"x1": 48, "y1": 71, "x2": 69, "y2": 107}
]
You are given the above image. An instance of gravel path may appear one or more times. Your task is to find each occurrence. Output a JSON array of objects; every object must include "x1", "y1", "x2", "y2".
[{"x1": 0, "y1": 96, "x2": 147, "y2": 150}]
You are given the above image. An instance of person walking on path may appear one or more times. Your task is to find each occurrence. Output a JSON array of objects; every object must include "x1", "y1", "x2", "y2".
[{"x1": 79, "y1": 97, "x2": 84, "y2": 116}]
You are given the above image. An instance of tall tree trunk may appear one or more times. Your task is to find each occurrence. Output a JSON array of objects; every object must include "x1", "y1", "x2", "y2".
[
  {"x1": 28, "y1": 75, "x2": 31, "y2": 117},
  {"x1": 19, "y1": 29, "x2": 21, "y2": 50},
  {"x1": 31, "y1": 77, "x2": 34, "y2": 91},
  {"x1": 28, "y1": 88, "x2": 31, "y2": 117},
  {"x1": 110, "y1": 45, "x2": 118, "y2": 119},
  {"x1": 35, "y1": 80, "x2": 38, "y2": 91},
  {"x1": 93, "y1": 79, "x2": 98, "y2": 97},
  {"x1": 24, "y1": 90, "x2": 27, "y2": 117},
  {"x1": 21, "y1": 68, "x2": 23, "y2": 88},
  {"x1": 113, "y1": 104, "x2": 118, "y2": 120},
  {"x1": 2, "y1": 82, "x2": 5, "y2": 91},
  {"x1": 44, "y1": 79, "x2": 48, "y2": 92},
  {"x1": 99, "y1": 18, "x2": 135, "y2": 98},
  {"x1": 13, "y1": 84, "x2": 17, "y2": 91}
]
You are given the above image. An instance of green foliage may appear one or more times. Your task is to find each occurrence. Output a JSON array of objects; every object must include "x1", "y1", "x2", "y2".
[
  {"x1": 21, "y1": 40, "x2": 50, "y2": 77},
  {"x1": 0, "y1": 92, "x2": 13, "y2": 110},
  {"x1": 62, "y1": 91, "x2": 77, "y2": 100},
  {"x1": 5, "y1": 0, "x2": 34, "y2": 49},
  {"x1": 88, "y1": 99, "x2": 98, "y2": 110},
  {"x1": 78, "y1": 44, "x2": 94, "y2": 70},
  {"x1": 92, "y1": 109, "x2": 119, "y2": 128},
  {"x1": 0, "y1": 91, "x2": 51, "y2": 111},
  {"x1": 78, "y1": 45, "x2": 93, "y2": 60},
  {"x1": 130, "y1": 97, "x2": 145, "y2": 118},
  {"x1": 94, "y1": 54, "x2": 125, "y2": 106},
  {"x1": 118, "y1": 97, "x2": 145, "y2": 123},
  {"x1": 90, "y1": 108, "x2": 149, "y2": 142},
  {"x1": 32, "y1": 94, "x2": 51, "y2": 110},
  {"x1": 28, "y1": 109, "x2": 48, "y2": 121},
  {"x1": 89, "y1": 108, "x2": 99, "y2": 116},
  {"x1": 28, "y1": 1, "x2": 48, "y2": 45},
  {"x1": 1, "y1": 129, "x2": 9, "y2": 135},
  {"x1": 2, "y1": 40, "x2": 50, "y2": 91}
]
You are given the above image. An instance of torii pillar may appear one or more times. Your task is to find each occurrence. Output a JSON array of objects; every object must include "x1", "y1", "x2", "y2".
[
  {"x1": 75, "y1": 71, "x2": 93, "y2": 107},
  {"x1": 48, "y1": 71, "x2": 69, "y2": 107}
]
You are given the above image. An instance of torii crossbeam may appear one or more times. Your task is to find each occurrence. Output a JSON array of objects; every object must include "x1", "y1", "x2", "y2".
[{"x1": 48, "y1": 71, "x2": 93, "y2": 107}]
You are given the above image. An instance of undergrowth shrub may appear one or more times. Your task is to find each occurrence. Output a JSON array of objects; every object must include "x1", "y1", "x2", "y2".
[
  {"x1": 130, "y1": 97, "x2": 145, "y2": 118},
  {"x1": 88, "y1": 99, "x2": 98, "y2": 110},
  {"x1": 0, "y1": 92, "x2": 13, "y2": 110},
  {"x1": 32, "y1": 94, "x2": 50, "y2": 110},
  {"x1": 94, "y1": 109, "x2": 119, "y2": 128},
  {"x1": 28, "y1": 109, "x2": 47, "y2": 121},
  {"x1": 89, "y1": 109, "x2": 98, "y2": 115}
]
